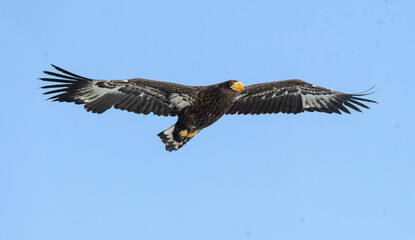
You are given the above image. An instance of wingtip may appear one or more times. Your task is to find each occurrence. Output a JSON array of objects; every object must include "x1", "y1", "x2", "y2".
[
  {"x1": 50, "y1": 64, "x2": 62, "y2": 72},
  {"x1": 354, "y1": 86, "x2": 379, "y2": 96}
]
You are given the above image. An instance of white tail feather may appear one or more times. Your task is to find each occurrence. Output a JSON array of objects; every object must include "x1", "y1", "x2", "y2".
[
  {"x1": 157, "y1": 125, "x2": 194, "y2": 152},
  {"x1": 157, "y1": 125, "x2": 181, "y2": 152}
]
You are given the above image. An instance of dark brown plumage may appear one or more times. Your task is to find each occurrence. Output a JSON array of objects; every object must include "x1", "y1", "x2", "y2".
[{"x1": 40, "y1": 65, "x2": 377, "y2": 151}]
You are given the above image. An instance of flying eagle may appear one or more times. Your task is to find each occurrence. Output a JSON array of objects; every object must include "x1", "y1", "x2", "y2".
[{"x1": 40, "y1": 65, "x2": 377, "y2": 151}]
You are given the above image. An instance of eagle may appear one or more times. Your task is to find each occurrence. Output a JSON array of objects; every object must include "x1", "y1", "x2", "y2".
[{"x1": 40, "y1": 65, "x2": 377, "y2": 152}]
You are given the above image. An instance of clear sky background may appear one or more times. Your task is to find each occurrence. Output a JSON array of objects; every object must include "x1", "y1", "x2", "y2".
[{"x1": 1, "y1": 0, "x2": 414, "y2": 239}]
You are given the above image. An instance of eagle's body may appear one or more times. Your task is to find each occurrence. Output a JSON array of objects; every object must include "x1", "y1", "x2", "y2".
[
  {"x1": 41, "y1": 65, "x2": 377, "y2": 151},
  {"x1": 158, "y1": 82, "x2": 241, "y2": 151}
]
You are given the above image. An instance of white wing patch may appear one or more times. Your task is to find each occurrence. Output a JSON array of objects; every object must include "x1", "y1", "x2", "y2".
[
  {"x1": 271, "y1": 89, "x2": 289, "y2": 98},
  {"x1": 169, "y1": 93, "x2": 191, "y2": 110},
  {"x1": 302, "y1": 93, "x2": 333, "y2": 109},
  {"x1": 75, "y1": 80, "x2": 168, "y2": 104},
  {"x1": 76, "y1": 81, "x2": 122, "y2": 103}
]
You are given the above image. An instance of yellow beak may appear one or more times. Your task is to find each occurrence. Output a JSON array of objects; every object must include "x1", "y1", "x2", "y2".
[{"x1": 231, "y1": 81, "x2": 244, "y2": 92}]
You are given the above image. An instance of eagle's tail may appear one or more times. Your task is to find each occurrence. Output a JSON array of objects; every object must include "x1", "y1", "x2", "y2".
[{"x1": 157, "y1": 125, "x2": 194, "y2": 152}]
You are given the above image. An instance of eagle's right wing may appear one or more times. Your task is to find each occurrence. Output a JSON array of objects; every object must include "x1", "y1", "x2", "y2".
[{"x1": 40, "y1": 65, "x2": 197, "y2": 116}]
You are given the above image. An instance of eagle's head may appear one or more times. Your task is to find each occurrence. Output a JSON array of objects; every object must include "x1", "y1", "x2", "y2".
[{"x1": 226, "y1": 80, "x2": 244, "y2": 92}]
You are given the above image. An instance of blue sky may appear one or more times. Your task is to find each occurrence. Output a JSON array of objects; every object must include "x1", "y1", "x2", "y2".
[{"x1": 1, "y1": 0, "x2": 414, "y2": 239}]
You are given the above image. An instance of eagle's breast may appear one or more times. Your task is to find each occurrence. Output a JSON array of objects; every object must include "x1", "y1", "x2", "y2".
[{"x1": 180, "y1": 86, "x2": 239, "y2": 129}]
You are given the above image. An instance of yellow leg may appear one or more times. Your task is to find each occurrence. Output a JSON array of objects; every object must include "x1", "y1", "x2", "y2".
[
  {"x1": 179, "y1": 129, "x2": 199, "y2": 138},
  {"x1": 186, "y1": 130, "x2": 199, "y2": 138},
  {"x1": 179, "y1": 130, "x2": 188, "y2": 137}
]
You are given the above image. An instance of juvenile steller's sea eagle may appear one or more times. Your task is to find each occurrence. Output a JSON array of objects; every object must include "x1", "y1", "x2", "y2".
[{"x1": 41, "y1": 65, "x2": 377, "y2": 151}]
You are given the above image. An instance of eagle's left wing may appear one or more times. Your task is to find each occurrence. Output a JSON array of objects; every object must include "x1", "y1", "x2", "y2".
[
  {"x1": 40, "y1": 65, "x2": 197, "y2": 116},
  {"x1": 227, "y1": 79, "x2": 377, "y2": 115}
]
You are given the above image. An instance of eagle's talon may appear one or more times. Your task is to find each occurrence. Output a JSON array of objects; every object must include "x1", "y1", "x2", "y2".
[
  {"x1": 186, "y1": 130, "x2": 199, "y2": 138},
  {"x1": 179, "y1": 130, "x2": 188, "y2": 137}
]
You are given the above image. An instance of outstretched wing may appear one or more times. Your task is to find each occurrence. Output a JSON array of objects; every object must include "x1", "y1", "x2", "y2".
[
  {"x1": 40, "y1": 65, "x2": 197, "y2": 116},
  {"x1": 227, "y1": 79, "x2": 377, "y2": 115}
]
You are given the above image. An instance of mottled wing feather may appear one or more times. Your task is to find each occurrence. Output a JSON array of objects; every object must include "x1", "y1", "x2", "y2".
[
  {"x1": 227, "y1": 79, "x2": 377, "y2": 115},
  {"x1": 40, "y1": 65, "x2": 197, "y2": 116}
]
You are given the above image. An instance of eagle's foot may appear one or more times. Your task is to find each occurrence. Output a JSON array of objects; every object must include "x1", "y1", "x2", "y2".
[
  {"x1": 179, "y1": 129, "x2": 199, "y2": 138},
  {"x1": 179, "y1": 130, "x2": 188, "y2": 137},
  {"x1": 186, "y1": 130, "x2": 199, "y2": 138}
]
